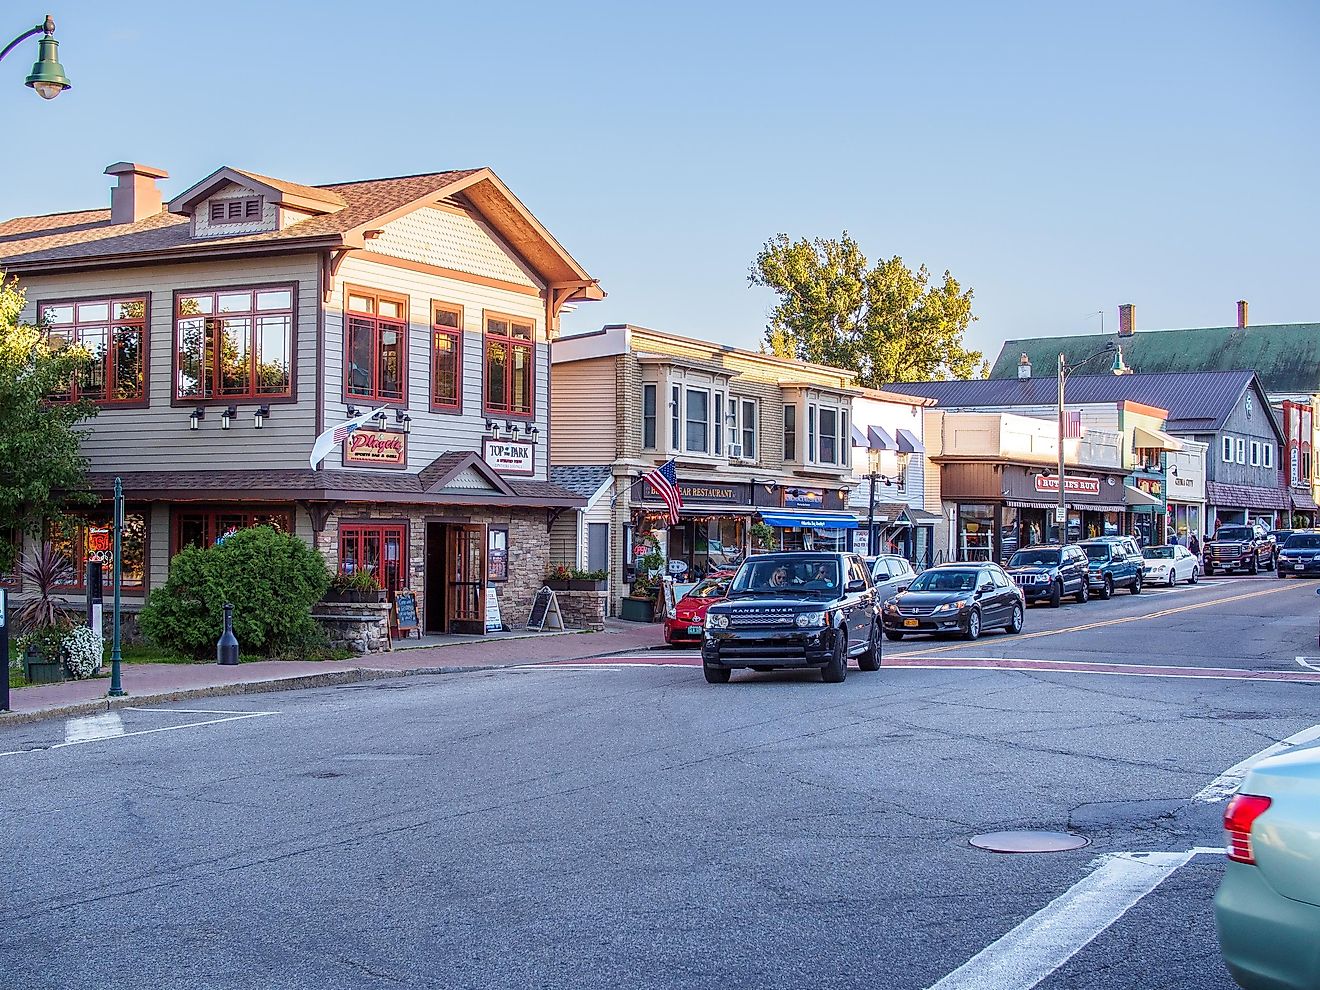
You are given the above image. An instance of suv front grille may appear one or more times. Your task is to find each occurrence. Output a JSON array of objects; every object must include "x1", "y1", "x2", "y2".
[{"x1": 728, "y1": 612, "x2": 797, "y2": 628}]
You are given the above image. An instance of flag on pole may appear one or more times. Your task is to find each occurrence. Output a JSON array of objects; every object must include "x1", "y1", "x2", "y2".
[
  {"x1": 642, "y1": 458, "x2": 683, "y2": 525},
  {"x1": 1062, "y1": 410, "x2": 1083, "y2": 439},
  {"x1": 309, "y1": 406, "x2": 387, "y2": 469}
]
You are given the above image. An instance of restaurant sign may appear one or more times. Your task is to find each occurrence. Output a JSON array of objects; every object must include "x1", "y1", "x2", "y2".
[
  {"x1": 482, "y1": 438, "x2": 535, "y2": 476},
  {"x1": 642, "y1": 481, "x2": 746, "y2": 504},
  {"x1": 344, "y1": 429, "x2": 407, "y2": 468},
  {"x1": 1033, "y1": 474, "x2": 1101, "y2": 496}
]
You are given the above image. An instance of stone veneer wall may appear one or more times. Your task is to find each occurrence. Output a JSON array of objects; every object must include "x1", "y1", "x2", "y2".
[
  {"x1": 313, "y1": 601, "x2": 392, "y2": 654},
  {"x1": 315, "y1": 505, "x2": 552, "y2": 631},
  {"x1": 555, "y1": 590, "x2": 607, "y2": 631}
]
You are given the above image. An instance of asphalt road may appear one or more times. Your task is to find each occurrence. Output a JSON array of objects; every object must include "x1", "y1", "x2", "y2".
[{"x1": 2, "y1": 573, "x2": 1318, "y2": 990}]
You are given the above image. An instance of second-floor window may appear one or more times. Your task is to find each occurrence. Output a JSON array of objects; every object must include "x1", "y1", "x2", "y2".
[
  {"x1": 1236, "y1": 438, "x2": 1246, "y2": 464},
  {"x1": 1222, "y1": 436, "x2": 1233, "y2": 463},
  {"x1": 1264, "y1": 443, "x2": 1274, "y2": 469},
  {"x1": 1250, "y1": 441, "x2": 1261, "y2": 467},
  {"x1": 784, "y1": 405, "x2": 797, "y2": 460},
  {"x1": 806, "y1": 401, "x2": 849, "y2": 468},
  {"x1": 176, "y1": 286, "x2": 293, "y2": 400},
  {"x1": 346, "y1": 287, "x2": 407, "y2": 404},
  {"x1": 685, "y1": 388, "x2": 709, "y2": 452},
  {"x1": 484, "y1": 312, "x2": 534, "y2": 416},
  {"x1": 41, "y1": 297, "x2": 147, "y2": 404},
  {"x1": 737, "y1": 398, "x2": 757, "y2": 459},
  {"x1": 431, "y1": 303, "x2": 462, "y2": 412},
  {"x1": 642, "y1": 384, "x2": 657, "y2": 449}
]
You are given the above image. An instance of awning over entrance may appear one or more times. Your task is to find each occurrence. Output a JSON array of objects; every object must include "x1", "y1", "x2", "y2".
[
  {"x1": 1133, "y1": 425, "x2": 1184, "y2": 452},
  {"x1": 1124, "y1": 484, "x2": 1163, "y2": 507},
  {"x1": 760, "y1": 509, "x2": 859, "y2": 530},
  {"x1": 1292, "y1": 488, "x2": 1319, "y2": 512}
]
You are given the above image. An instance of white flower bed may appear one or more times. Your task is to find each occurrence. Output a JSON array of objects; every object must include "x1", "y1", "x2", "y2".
[{"x1": 62, "y1": 624, "x2": 104, "y2": 679}]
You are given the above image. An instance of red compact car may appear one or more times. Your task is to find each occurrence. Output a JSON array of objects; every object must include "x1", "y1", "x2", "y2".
[{"x1": 663, "y1": 578, "x2": 731, "y2": 645}]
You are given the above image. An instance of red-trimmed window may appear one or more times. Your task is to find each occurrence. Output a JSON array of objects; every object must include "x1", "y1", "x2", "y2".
[
  {"x1": 40, "y1": 297, "x2": 147, "y2": 404},
  {"x1": 345, "y1": 287, "x2": 407, "y2": 405},
  {"x1": 339, "y1": 523, "x2": 407, "y2": 592},
  {"x1": 48, "y1": 508, "x2": 147, "y2": 591},
  {"x1": 172, "y1": 508, "x2": 295, "y2": 555},
  {"x1": 484, "y1": 311, "x2": 534, "y2": 416},
  {"x1": 431, "y1": 302, "x2": 463, "y2": 411},
  {"x1": 175, "y1": 286, "x2": 294, "y2": 400},
  {"x1": 209, "y1": 198, "x2": 262, "y2": 224}
]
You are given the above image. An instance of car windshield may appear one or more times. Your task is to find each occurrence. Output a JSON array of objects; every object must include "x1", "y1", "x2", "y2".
[
  {"x1": 730, "y1": 557, "x2": 840, "y2": 595},
  {"x1": 1082, "y1": 545, "x2": 1110, "y2": 562},
  {"x1": 1285, "y1": 534, "x2": 1320, "y2": 549},
  {"x1": 1009, "y1": 549, "x2": 1059, "y2": 566},
  {"x1": 683, "y1": 579, "x2": 729, "y2": 600},
  {"x1": 907, "y1": 569, "x2": 979, "y2": 593},
  {"x1": 1217, "y1": 527, "x2": 1255, "y2": 540},
  {"x1": 1144, "y1": 547, "x2": 1175, "y2": 559}
]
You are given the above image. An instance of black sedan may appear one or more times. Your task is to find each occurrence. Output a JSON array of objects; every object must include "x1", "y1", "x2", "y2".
[
  {"x1": 882, "y1": 563, "x2": 1024, "y2": 641},
  {"x1": 1277, "y1": 532, "x2": 1320, "y2": 577}
]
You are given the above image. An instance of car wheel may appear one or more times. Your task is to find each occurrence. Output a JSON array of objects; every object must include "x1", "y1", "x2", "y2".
[
  {"x1": 1005, "y1": 603, "x2": 1024, "y2": 634},
  {"x1": 703, "y1": 661, "x2": 731, "y2": 684},
  {"x1": 1278, "y1": 568, "x2": 1289, "y2": 579},
  {"x1": 1204, "y1": 563, "x2": 1214, "y2": 577},
  {"x1": 885, "y1": 631, "x2": 905, "y2": 641},
  {"x1": 1190, "y1": 567, "x2": 1199, "y2": 584},
  {"x1": 962, "y1": 608, "x2": 981, "y2": 641},
  {"x1": 1075, "y1": 581, "x2": 1089, "y2": 604},
  {"x1": 858, "y1": 621, "x2": 881, "y2": 671},
  {"x1": 1099, "y1": 575, "x2": 1113, "y2": 600},
  {"x1": 1049, "y1": 580, "x2": 1062, "y2": 608},
  {"x1": 1130, "y1": 572, "x2": 1143, "y2": 595},
  {"x1": 1169, "y1": 571, "x2": 1177, "y2": 587},
  {"x1": 822, "y1": 631, "x2": 847, "y2": 683},
  {"x1": 1249, "y1": 555, "x2": 1259, "y2": 575}
]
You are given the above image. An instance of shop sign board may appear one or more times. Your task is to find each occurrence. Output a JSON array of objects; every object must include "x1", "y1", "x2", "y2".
[
  {"x1": 783, "y1": 488, "x2": 824, "y2": 509},
  {"x1": 485, "y1": 587, "x2": 503, "y2": 633},
  {"x1": 87, "y1": 527, "x2": 113, "y2": 566},
  {"x1": 483, "y1": 438, "x2": 535, "y2": 476},
  {"x1": 1033, "y1": 474, "x2": 1101, "y2": 496},
  {"x1": 641, "y1": 481, "x2": 746, "y2": 504},
  {"x1": 344, "y1": 429, "x2": 408, "y2": 468},
  {"x1": 1135, "y1": 476, "x2": 1163, "y2": 499}
]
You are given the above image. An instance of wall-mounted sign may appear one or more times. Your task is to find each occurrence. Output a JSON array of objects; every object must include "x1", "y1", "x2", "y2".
[
  {"x1": 1135, "y1": 476, "x2": 1163, "y2": 498},
  {"x1": 783, "y1": 487, "x2": 824, "y2": 509},
  {"x1": 483, "y1": 437, "x2": 534, "y2": 477},
  {"x1": 344, "y1": 429, "x2": 407, "y2": 468},
  {"x1": 641, "y1": 481, "x2": 746, "y2": 504},
  {"x1": 1033, "y1": 474, "x2": 1100, "y2": 496}
]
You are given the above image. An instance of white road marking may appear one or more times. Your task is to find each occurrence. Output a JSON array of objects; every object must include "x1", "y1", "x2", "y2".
[
  {"x1": 0, "y1": 710, "x2": 277, "y2": 758},
  {"x1": 925, "y1": 851, "x2": 1195, "y2": 990},
  {"x1": 1191, "y1": 723, "x2": 1320, "y2": 803},
  {"x1": 63, "y1": 711, "x2": 125, "y2": 744},
  {"x1": 1294, "y1": 656, "x2": 1320, "y2": 673}
]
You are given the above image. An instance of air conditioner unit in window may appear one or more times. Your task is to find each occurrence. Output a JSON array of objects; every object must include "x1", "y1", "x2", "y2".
[{"x1": 727, "y1": 443, "x2": 744, "y2": 460}]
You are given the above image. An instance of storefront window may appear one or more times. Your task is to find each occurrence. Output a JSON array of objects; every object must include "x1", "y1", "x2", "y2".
[
  {"x1": 998, "y1": 506, "x2": 1019, "y2": 563},
  {"x1": 957, "y1": 504, "x2": 994, "y2": 562},
  {"x1": 174, "y1": 508, "x2": 294, "y2": 555},
  {"x1": 488, "y1": 527, "x2": 509, "y2": 582},
  {"x1": 49, "y1": 508, "x2": 147, "y2": 590},
  {"x1": 339, "y1": 522, "x2": 407, "y2": 591}
]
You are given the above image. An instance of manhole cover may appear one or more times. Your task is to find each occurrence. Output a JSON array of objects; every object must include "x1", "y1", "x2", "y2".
[{"x1": 970, "y1": 830, "x2": 1089, "y2": 853}]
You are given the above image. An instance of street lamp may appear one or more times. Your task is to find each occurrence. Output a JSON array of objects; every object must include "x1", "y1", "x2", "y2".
[
  {"x1": 1056, "y1": 341, "x2": 1132, "y2": 543},
  {"x1": 864, "y1": 447, "x2": 911, "y2": 555},
  {"x1": 0, "y1": 15, "x2": 71, "y2": 100}
]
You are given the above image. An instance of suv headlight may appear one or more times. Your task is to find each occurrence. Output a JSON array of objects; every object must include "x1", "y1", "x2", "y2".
[
  {"x1": 882, "y1": 601, "x2": 899, "y2": 614},
  {"x1": 705, "y1": 613, "x2": 729, "y2": 629},
  {"x1": 795, "y1": 611, "x2": 827, "y2": 628}
]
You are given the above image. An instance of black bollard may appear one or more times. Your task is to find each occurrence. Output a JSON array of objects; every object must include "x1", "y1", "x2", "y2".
[{"x1": 217, "y1": 603, "x2": 239, "y2": 665}]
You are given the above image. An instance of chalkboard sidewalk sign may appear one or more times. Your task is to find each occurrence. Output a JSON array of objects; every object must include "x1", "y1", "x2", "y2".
[
  {"x1": 526, "y1": 586, "x2": 564, "y2": 632},
  {"x1": 393, "y1": 590, "x2": 420, "y2": 639}
]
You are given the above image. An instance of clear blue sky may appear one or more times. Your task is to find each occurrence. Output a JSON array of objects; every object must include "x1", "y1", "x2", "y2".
[{"x1": 3, "y1": 1, "x2": 1317, "y2": 362}]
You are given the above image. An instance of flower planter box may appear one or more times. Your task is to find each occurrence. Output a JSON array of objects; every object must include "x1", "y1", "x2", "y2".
[
  {"x1": 619, "y1": 596, "x2": 656, "y2": 622},
  {"x1": 323, "y1": 590, "x2": 387, "y2": 604},
  {"x1": 25, "y1": 659, "x2": 64, "y2": 685},
  {"x1": 568, "y1": 579, "x2": 607, "y2": 591},
  {"x1": 545, "y1": 579, "x2": 571, "y2": 591}
]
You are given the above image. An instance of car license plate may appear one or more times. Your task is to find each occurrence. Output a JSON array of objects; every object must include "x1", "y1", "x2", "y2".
[
  {"x1": 903, "y1": 618, "x2": 919, "y2": 628},
  {"x1": 687, "y1": 625, "x2": 703, "y2": 635},
  {"x1": 1296, "y1": 564, "x2": 1306, "y2": 571}
]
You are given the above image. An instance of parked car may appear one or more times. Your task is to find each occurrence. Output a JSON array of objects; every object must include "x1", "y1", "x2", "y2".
[
  {"x1": 1078, "y1": 537, "x2": 1144, "y2": 598},
  {"x1": 1267, "y1": 528, "x2": 1297, "y2": 548},
  {"x1": 1003, "y1": 544, "x2": 1090, "y2": 606},
  {"x1": 663, "y1": 577, "x2": 730, "y2": 645},
  {"x1": 1277, "y1": 532, "x2": 1320, "y2": 579},
  {"x1": 881, "y1": 562, "x2": 1024, "y2": 641},
  {"x1": 700, "y1": 552, "x2": 880, "y2": 684},
  {"x1": 865, "y1": 554, "x2": 916, "y2": 604},
  {"x1": 1141, "y1": 545, "x2": 1200, "y2": 586},
  {"x1": 1214, "y1": 742, "x2": 1320, "y2": 990},
  {"x1": 1205, "y1": 524, "x2": 1276, "y2": 576}
]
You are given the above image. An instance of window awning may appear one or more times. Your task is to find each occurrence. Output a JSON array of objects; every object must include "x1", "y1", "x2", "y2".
[
  {"x1": 850, "y1": 425, "x2": 869, "y2": 447},
  {"x1": 760, "y1": 509, "x2": 859, "y2": 530},
  {"x1": 895, "y1": 428, "x2": 925, "y2": 454},
  {"x1": 1124, "y1": 484, "x2": 1163, "y2": 507},
  {"x1": 1132, "y1": 425, "x2": 1183, "y2": 452},
  {"x1": 867, "y1": 426, "x2": 896, "y2": 450}
]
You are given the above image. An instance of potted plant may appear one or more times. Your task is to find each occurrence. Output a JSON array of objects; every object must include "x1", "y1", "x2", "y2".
[
  {"x1": 568, "y1": 568, "x2": 609, "y2": 591},
  {"x1": 620, "y1": 535, "x2": 664, "y2": 621},
  {"x1": 324, "y1": 570, "x2": 356, "y2": 604},
  {"x1": 750, "y1": 521, "x2": 776, "y2": 553},
  {"x1": 544, "y1": 564, "x2": 573, "y2": 591},
  {"x1": 20, "y1": 623, "x2": 69, "y2": 684},
  {"x1": 348, "y1": 569, "x2": 386, "y2": 603}
]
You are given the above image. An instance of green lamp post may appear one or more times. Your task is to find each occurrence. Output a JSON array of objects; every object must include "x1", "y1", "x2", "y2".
[{"x1": 0, "y1": 14, "x2": 71, "y2": 100}]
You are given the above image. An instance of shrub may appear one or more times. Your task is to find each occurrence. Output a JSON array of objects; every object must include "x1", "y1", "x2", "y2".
[
  {"x1": 62, "y1": 624, "x2": 103, "y2": 679},
  {"x1": 139, "y1": 526, "x2": 331, "y2": 661},
  {"x1": 15, "y1": 543, "x2": 76, "y2": 633}
]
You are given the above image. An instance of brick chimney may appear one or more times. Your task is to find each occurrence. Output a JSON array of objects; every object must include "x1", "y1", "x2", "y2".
[
  {"x1": 1118, "y1": 303, "x2": 1135, "y2": 338},
  {"x1": 104, "y1": 162, "x2": 169, "y2": 225},
  {"x1": 1237, "y1": 299, "x2": 1248, "y2": 328}
]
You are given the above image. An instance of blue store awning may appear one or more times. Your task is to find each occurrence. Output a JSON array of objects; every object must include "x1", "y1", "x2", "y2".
[{"x1": 760, "y1": 510, "x2": 859, "y2": 530}]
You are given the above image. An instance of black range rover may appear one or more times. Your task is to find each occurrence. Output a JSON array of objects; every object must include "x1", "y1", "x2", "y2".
[{"x1": 700, "y1": 552, "x2": 880, "y2": 684}]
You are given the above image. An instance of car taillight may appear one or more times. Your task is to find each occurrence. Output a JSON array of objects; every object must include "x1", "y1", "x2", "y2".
[{"x1": 1224, "y1": 793, "x2": 1272, "y2": 864}]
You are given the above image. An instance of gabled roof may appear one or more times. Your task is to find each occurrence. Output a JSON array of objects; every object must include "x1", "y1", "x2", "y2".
[
  {"x1": 989, "y1": 325, "x2": 1320, "y2": 397},
  {"x1": 883, "y1": 369, "x2": 1281, "y2": 439},
  {"x1": 417, "y1": 452, "x2": 515, "y2": 496},
  {"x1": 550, "y1": 465, "x2": 613, "y2": 500},
  {"x1": 167, "y1": 166, "x2": 348, "y2": 213}
]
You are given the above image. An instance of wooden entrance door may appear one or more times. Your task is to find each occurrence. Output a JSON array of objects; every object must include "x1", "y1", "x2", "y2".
[{"x1": 445, "y1": 523, "x2": 486, "y2": 634}]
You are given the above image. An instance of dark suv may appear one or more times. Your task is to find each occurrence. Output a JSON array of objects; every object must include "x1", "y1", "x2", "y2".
[
  {"x1": 1079, "y1": 537, "x2": 1144, "y2": 598},
  {"x1": 1004, "y1": 544, "x2": 1090, "y2": 606},
  {"x1": 701, "y1": 552, "x2": 880, "y2": 684},
  {"x1": 1205, "y1": 525, "x2": 1276, "y2": 576}
]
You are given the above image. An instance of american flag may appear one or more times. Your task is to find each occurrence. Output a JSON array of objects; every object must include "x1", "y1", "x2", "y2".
[
  {"x1": 309, "y1": 406, "x2": 387, "y2": 469},
  {"x1": 1062, "y1": 410, "x2": 1083, "y2": 439},
  {"x1": 643, "y1": 458, "x2": 683, "y2": 525}
]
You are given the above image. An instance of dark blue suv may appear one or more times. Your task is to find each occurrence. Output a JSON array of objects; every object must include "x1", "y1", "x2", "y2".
[
  {"x1": 1079, "y1": 537, "x2": 1144, "y2": 598},
  {"x1": 1004, "y1": 544, "x2": 1091, "y2": 606}
]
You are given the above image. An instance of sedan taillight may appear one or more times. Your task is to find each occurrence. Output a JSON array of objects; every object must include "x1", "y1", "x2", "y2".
[{"x1": 1224, "y1": 793, "x2": 1272, "y2": 864}]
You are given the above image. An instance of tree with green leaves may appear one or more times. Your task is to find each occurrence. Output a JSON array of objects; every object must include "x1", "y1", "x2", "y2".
[
  {"x1": 0, "y1": 274, "x2": 96, "y2": 572},
  {"x1": 749, "y1": 232, "x2": 985, "y2": 385}
]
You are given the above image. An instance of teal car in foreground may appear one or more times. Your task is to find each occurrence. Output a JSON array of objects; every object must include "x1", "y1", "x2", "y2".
[{"x1": 1214, "y1": 743, "x2": 1320, "y2": 989}]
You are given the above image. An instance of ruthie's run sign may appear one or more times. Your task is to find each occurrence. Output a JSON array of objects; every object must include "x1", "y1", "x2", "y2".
[
  {"x1": 344, "y1": 429, "x2": 407, "y2": 468},
  {"x1": 1033, "y1": 474, "x2": 1101, "y2": 496}
]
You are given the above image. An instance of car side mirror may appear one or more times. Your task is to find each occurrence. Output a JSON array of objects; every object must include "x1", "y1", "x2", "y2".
[
  {"x1": 979, "y1": 582, "x2": 994, "y2": 594},
  {"x1": 846, "y1": 579, "x2": 866, "y2": 593}
]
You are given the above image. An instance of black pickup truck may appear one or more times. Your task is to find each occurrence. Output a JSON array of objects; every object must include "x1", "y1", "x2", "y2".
[
  {"x1": 700, "y1": 551, "x2": 880, "y2": 684},
  {"x1": 1204, "y1": 525, "x2": 1276, "y2": 576}
]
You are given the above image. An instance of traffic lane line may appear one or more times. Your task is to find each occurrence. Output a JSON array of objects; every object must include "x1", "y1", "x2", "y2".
[
  {"x1": 0, "y1": 710, "x2": 278, "y2": 758},
  {"x1": 1190, "y1": 723, "x2": 1320, "y2": 803}
]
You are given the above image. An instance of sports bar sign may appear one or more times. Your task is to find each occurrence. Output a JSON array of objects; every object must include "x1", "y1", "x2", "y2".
[
  {"x1": 1033, "y1": 474, "x2": 1101, "y2": 496},
  {"x1": 344, "y1": 429, "x2": 407, "y2": 468}
]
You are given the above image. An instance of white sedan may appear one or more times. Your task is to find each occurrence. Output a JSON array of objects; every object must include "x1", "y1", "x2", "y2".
[{"x1": 1141, "y1": 545, "x2": 1200, "y2": 586}]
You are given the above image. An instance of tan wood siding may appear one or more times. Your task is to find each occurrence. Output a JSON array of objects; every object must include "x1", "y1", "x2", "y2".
[{"x1": 550, "y1": 356, "x2": 617, "y2": 464}]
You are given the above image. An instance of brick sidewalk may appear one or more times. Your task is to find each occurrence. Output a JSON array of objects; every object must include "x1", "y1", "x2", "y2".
[{"x1": 1, "y1": 621, "x2": 664, "y2": 724}]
